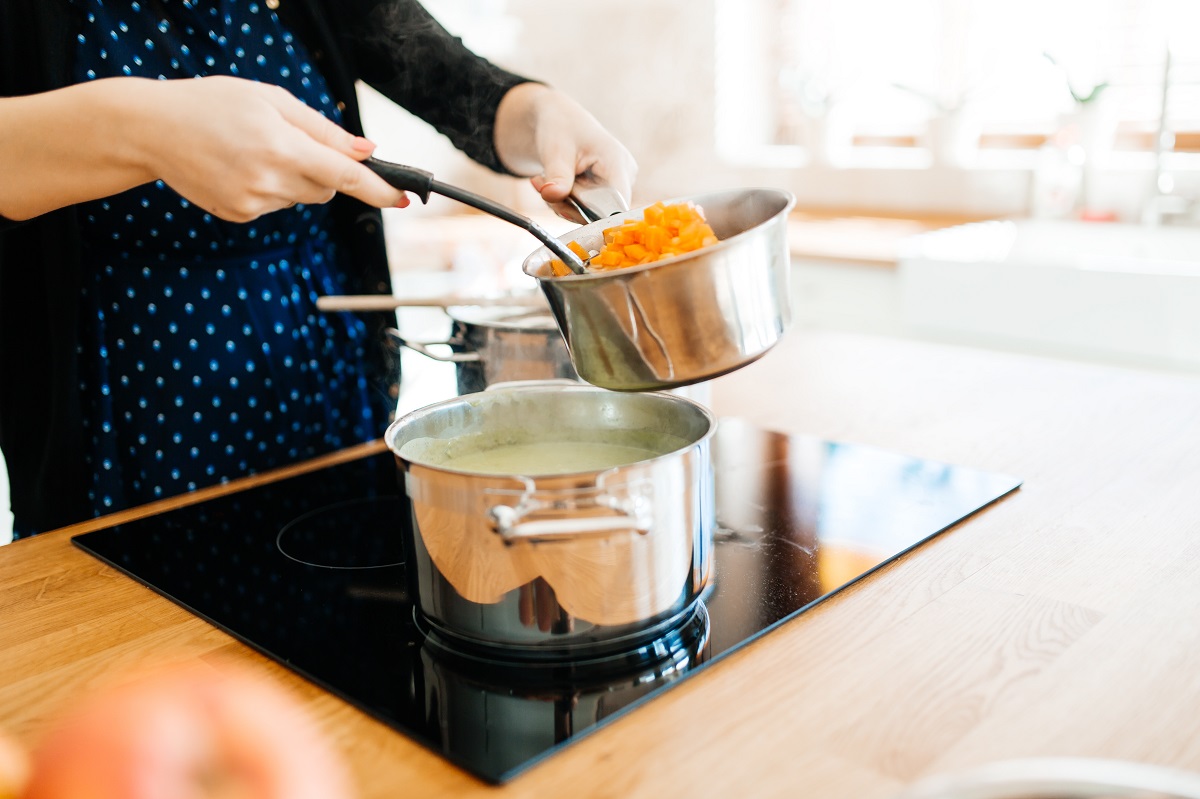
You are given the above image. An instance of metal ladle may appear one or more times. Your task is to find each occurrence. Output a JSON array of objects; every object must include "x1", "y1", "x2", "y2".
[{"x1": 365, "y1": 157, "x2": 628, "y2": 275}]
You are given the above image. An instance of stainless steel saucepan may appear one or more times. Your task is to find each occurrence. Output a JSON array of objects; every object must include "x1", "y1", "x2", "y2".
[
  {"x1": 364, "y1": 157, "x2": 795, "y2": 392},
  {"x1": 522, "y1": 188, "x2": 796, "y2": 391},
  {"x1": 385, "y1": 382, "x2": 716, "y2": 660}
]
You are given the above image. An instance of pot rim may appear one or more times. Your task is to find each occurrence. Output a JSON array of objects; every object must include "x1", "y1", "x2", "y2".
[
  {"x1": 385, "y1": 384, "x2": 716, "y2": 480},
  {"x1": 521, "y1": 186, "x2": 796, "y2": 281}
]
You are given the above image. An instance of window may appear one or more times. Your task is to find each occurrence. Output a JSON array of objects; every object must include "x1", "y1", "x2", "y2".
[{"x1": 718, "y1": 0, "x2": 1200, "y2": 160}]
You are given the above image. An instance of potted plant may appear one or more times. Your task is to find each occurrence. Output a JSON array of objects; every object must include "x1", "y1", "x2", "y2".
[
  {"x1": 893, "y1": 83, "x2": 981, "y2": 168},
  {"x1": 782, "y1": 70, "x2": 854, "y2": 166},
  {"x1": 1044, "y1": 52, "x2": 1115, "y2": 165}
]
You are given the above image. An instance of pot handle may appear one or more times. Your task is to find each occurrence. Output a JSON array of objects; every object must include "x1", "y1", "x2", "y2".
[
  {"x1": 553, "y1": 173, "x2": 631, "y2": 224},
  {"x1": 384, "y1": 327, "x2": 480, "y2": 364},
  {"x1": 488, "y1": 496, "x2": 650, "y2": 544}
]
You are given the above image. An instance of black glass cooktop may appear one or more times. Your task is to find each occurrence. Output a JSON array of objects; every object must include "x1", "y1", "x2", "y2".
[{"x1": 73, "y1": 418, "x2": 1020, "y2": 783}]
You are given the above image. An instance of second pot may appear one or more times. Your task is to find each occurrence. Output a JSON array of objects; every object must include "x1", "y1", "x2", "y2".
[{"x1": 386, "y1": 305, "x2": 579, "y2": 395}]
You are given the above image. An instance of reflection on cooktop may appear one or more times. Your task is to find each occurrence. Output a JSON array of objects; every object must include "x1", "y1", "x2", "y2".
[{"x1": 73, "y1": 417, "x2": 1020, "y2": 783}]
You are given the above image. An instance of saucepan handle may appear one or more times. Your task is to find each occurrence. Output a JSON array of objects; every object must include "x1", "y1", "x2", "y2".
[
  {"x1": 488, "y1": 490, "x2": 651, "y2": 544},
  {"x1": 384, "y1": 327, "x2": 479, "y2": 364},
  {"x1": 556, "y1": 173, "x2": 631, "y2": 224}
]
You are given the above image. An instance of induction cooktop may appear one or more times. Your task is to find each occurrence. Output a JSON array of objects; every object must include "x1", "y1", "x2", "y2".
[{"x1": 73, "y1": 418, "x2": 1020, "y2": 783}]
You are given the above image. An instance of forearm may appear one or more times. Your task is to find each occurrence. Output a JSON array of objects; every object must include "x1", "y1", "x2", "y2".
[
  {"x1": 0, "y1": 78, "x2": 159, "y2": 221},
  {"x1": 0, "y1": 76, "x2": 402, "y2": 225}
]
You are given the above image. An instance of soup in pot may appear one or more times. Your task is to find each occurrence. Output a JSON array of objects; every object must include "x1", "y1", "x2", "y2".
[{"x1": 438, "y1": 440, "x2": 660, "y2": 475}]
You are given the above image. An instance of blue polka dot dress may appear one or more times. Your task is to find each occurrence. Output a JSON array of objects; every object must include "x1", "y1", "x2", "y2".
[{"x1": 69, "y1": 0, "x2": 394, "y2": 515}]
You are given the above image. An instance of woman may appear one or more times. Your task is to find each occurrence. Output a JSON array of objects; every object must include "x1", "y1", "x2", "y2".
[{"x1": 0, "y1": 0, "x2": 637, "y2": 538}]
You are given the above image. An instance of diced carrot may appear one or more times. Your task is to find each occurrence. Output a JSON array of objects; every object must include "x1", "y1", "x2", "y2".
[
  {"x1": 567, "y1": 240, "x2": 590, "y2": 260},
  {"x1": 548, "y1": 258, "x2": 573, "y2": 277},
  {"x1": 597, "y1": 249, "x2": 624, "y2": 267},
  {"x1": 561, "y1": 200, "x2": 718, "y2": 273},
  {"x1": 624, "y1": 243, "x2": 648, "y2": 260}
]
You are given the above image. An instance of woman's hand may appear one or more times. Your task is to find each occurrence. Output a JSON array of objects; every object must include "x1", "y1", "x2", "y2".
[
  {"x1": 0, "y1": 76, "x2": 408, "y2": 223},
  {"x1": 494, "y1": 83, "x2": 638, "y2": 220},
  {"x1": 139, "y1": 76, "x2": 407, "y2": 221}
]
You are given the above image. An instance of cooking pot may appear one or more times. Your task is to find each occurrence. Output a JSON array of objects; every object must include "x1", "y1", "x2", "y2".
[
  {"x1": 522, "y1": 188, "x2": 796, "y2": 391},
  {"x1": 360, "y1": 158, "x2": 794, "y2": 391},
  {"x1": 384, "y1": 305, "x2": 578, "y2": 395},
  {"x1": 385, "y1": 383, "x2": 716, "y2": 660}
]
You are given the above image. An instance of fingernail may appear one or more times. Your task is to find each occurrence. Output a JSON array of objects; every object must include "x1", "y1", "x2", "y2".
[
  {"x1": 352, "y1": 136, "x2": 375, "y2": 154},
  {"x1": 394, "y1": 194, "x2": 410, "y2": 208}
]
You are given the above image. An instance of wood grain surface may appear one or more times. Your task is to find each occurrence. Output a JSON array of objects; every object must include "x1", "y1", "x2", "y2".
[{"x1": 3, "y1": 329, "x2": 1200, "y2": 798}]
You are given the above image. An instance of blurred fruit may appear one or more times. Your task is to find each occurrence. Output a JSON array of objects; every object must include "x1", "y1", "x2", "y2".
[
  {"x1": 0, "y1": 730, "x2": 30, "y2": 799},
  {"x1": 23, "y1": 661, "x2": 353, "y2": 799}
]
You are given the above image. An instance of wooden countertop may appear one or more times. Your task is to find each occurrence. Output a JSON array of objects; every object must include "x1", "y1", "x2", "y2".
[
  {"x1": 4, "y1": 329, "x2": 1200, "y2": 798},
  {"x1": 787, "y1": 210, "x2": 984, "y2": 266}
]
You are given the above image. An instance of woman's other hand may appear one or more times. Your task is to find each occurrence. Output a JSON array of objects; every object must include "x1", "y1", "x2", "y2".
[
  {"x1": 0, "y1": 76, "x2": 408, "y2": 223},
  {"x1": 494, "y1": 83, "x2": 638, "y2": 220}
]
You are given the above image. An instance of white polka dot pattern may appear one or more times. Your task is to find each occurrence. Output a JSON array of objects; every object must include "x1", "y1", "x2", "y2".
[{"x1": 66, "y1": 0, "x2": 392, "y2": 519}]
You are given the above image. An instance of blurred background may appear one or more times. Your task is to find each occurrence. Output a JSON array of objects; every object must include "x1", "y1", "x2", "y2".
[
  {"x1": 387, "y1": 0, "x2": 1200, "y2": 216},
  {"x1": 367, "y1": 0, "x2": 1200, "y2": 371},
  {"x1": 4, "y1": 0, "x2": 1200, "y2": 541}
]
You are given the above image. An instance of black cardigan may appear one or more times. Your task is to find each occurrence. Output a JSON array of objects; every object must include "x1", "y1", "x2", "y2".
[{"x1": 0, "y1": 0, "x2": 529, "y2": 533}]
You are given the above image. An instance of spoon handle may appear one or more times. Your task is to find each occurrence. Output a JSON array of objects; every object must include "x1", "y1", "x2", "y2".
[{"x1": 364, "y1": 157, "x2": 589, "y2": 275}]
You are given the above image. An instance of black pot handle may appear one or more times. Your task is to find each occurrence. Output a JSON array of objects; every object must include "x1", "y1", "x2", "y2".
[{"x1": 364, "y1": 157, "x2": 434, "y2": 203}]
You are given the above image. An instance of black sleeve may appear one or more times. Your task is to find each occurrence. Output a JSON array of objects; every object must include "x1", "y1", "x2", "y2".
[{"x1": 337, "y1": 0, "x2": 534, "y2": 174}]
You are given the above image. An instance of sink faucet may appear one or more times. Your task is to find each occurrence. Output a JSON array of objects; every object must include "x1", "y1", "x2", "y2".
[{"x1": 1142, "y1": 46, "x2": 1199, "y2": 227}]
